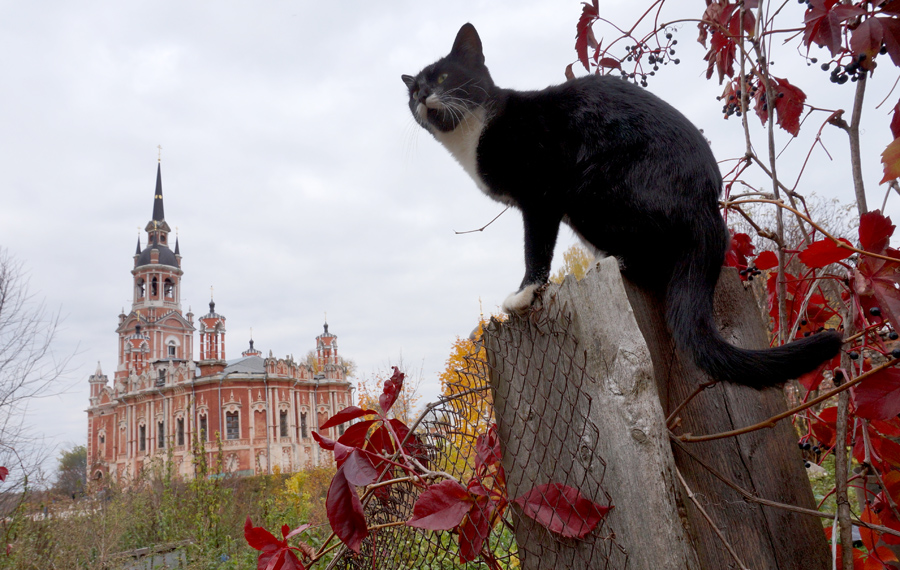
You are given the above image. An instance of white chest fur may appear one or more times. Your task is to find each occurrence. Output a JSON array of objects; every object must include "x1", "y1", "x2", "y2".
[{"x1": 428, "y1": 106, "x2": 489, "y2": 194}]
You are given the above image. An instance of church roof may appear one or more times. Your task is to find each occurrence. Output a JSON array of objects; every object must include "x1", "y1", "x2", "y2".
[
  {"x1": 135, "y1": 240, "x2": 179, "y2": 268},
  {"x1": 144, "y1": 164, "x2": 171, "y2": 233},
  {"x1": 136, "y1": 164, "x2": 177, "y2": 268},
  {"x1": 152, "y1": 163, "x2": 165, "y2": 223},
  {"x1": 223, "y1": 355, "x2": 266, "y2": 374}
]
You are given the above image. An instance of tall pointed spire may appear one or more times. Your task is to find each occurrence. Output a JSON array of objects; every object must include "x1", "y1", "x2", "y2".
[{"x1": 152, "y1": 163, "x2": 165, "y2": 222}]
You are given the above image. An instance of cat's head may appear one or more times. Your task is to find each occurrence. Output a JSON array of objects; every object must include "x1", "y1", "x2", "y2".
[{"x1": 402, "y1": 23, "x2": 494, "y2": 133}]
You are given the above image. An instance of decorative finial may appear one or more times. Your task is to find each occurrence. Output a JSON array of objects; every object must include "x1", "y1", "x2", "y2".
[
  {"x1": 157, "y1": 144, "x2": 162, "y2": 163},
  {"x1": 210, "y1": 285, "x2": 214, "y2": 301}
]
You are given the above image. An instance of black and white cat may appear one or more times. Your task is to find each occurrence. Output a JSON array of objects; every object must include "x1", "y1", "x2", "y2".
[{"x1": 403, "y1": 23, "x2": 842, "y2": 388}]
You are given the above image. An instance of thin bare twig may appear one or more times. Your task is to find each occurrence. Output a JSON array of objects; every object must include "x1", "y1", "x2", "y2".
[
  {"x1": 675, "y1": 466, "x2": 750, "y2": 570},
  {"x1": 454, "y1": 207, "x2": 509, "y2": 235},
  {"x1": 678, "y1": 357, "x2": 899, "y2": 443}
]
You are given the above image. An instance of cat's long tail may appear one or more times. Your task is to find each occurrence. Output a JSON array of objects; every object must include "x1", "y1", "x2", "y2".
[{"x1": 666, "y1": 245, "x2": 843, "y2": 389}]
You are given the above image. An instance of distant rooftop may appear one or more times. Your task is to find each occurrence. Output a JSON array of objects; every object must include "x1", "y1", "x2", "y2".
[{"x1": 223, "y1": 355, "x2": 265, "y2": 374}]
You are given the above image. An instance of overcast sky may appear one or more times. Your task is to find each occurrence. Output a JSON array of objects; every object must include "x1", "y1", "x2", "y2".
[{"x1": 2, "y1": 1, "x2": 897, "y2": 478}]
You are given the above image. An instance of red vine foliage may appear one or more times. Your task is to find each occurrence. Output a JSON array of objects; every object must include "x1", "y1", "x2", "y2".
[
  {"x1": 246, "y1": 367, "x2": 609, "y2": 566},
  {"x1": 576, "y1": 0, "x2": 900, "y2": 566}
]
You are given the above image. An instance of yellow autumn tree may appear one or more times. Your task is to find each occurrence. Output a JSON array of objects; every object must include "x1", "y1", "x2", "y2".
[
  {"x1": 437, "y1": 318, "x2": 497, "y2": 474},
  {"x1": 549, "y1": 244, "x2": 595, "y2": 283}
]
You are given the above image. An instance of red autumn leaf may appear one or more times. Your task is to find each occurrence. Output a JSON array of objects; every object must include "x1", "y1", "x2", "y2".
[
  {"x1": 872, "y1": 417, "x2": 900, "y2": 437},
  {"x1": 859, "y1": 210, "x2": 895, "y2": 254},
  {"x1": 387, "y1": 418, "x2": 427, "y2": 466},
  {"x1": 752, "y1": 76, "x2": 807, "y2": 136},
  {"x1": 326, "y1": 466, "x2": 368, "y2": 553},
  {"x1": 726, "y1": 4, "x2": 756, "y2": 38},
  {"x1": 342, "y1": 449, "x2": 379, "y2": 487},
  {"x1": 312, "y1": 431, "x2": 336, "y2": 451},
  {"x1": 245, "y1": 516, "x2": 280, "y2": 551},
  {"x1": 575, "y1": 1, "x2": 599, "y2": 71},
  {"x1": 244, "y1": 517, "x2": 306, "y2": 570},
  {"x1": 869, "y1": 430, "x2": 900, "y2": 469},
  {"x1": 873, "y1": 471, "x2": 900, "y2": 545},
  {"x1": 379, "y1": 367, "x2": 404, "y2": 414},
  {"x1": 882, "y1": 16, "x2": 900, "y2": 67},
  {"x1": 0, "y1": 467, "x2": 8, "y2": 482},
  {"x1": 881, "y1": 137, "x2": 900, "y2": 183},
  {"x1": 513, "y1": 483, "x2": 610, "y2": 539},
  {"x1": 337, "y1": 419, "x2": 378, "y2": 450},
  {"x1": 725, "y1": 231, "x2": 755, "y2": 271},
  {"x1": 774, "y1": 77, "x2": 807, "y2": 137},
  {"x1": 883, "y1": 1, "x2": 900, "y2": 16},
  {"x1": 458, "y1": 494, "x2": 496, "y2": 563},
  {"x1": 754, "y1": 250, "x2": 778, "y2": 270},
  {"x1": 798, "y1": 238, "x2": 854, "y2": 268},
  {"x1": 407, "y1": 480, "x2": 472, "y2": 531},
  {"x1": 854, "y1": 367, "x2": 900, "y2": 420},
  {"x1": 699, "y1": 2, "x2": 740, "y2": 83},
  {"x1": 851, "y1": 17, "x2": 885, "y2": 62},
  {"x1": 475, "y1": 424, "x2": 502, "y2": 472},
  {"x1": 856, "y1": 252, "x2": 900, "y2": 333},
  {"x1": 803, "y1": 0, "x2": 864, "y2": 56},
  {"x1": 597, "y1": 57, "x2": 621, "y2": 70},
  {"x1": 860, "y1": 506, "x2": 882, "y2": 554},
  {"x1": 367, "y1": 424, "x2": 394, "y2": 455},
  {"x1": 809, "y1": 406, "x2": 837, "y2": 449},
  {"x1": 320, "y1": 406, "x2": 378, "y2": 430}
]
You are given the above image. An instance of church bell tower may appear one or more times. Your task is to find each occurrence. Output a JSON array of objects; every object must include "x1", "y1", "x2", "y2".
[{"x1": 114, "y1": 164, "x2": 195, "y2": 386}]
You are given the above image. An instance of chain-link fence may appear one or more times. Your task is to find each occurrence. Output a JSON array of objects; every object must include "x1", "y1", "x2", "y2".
[{"x1": 330, "y1": 287, "x2": 627, "y2": 569}]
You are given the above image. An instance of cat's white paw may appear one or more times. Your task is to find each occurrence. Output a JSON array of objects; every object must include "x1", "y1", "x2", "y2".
[{"x1": 502, "y1": 284, "x2": 540, "y2": 315}]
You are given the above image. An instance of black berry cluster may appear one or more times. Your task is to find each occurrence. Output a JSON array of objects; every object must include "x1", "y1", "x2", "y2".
[
  {"x1": 721, "y1": 91, "x2": 743, "y2": 118},
  {"x1": 822, "y1": 54, "x2": 868, "y2": 84},
  {"x1": 798, "y1": 440, "x2": 824, "y2": 469},
  {"x1": 618, "y1": 29, "x2": 680, "y2": 87}
]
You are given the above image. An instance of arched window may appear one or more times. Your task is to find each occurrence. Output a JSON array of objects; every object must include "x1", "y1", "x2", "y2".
[
  {"x1": 176, "y1": 417, "x2": 185, "y2": 446},
  {"x1": 226, "y1": 411, "x2": 239, "y2": 440},
  {"x1": 135, "y1": 279, "x2": 145, "y2": 300},
  {"x1": 167, "y1": 341, "x2": 176, "y2": 358},
  {"x1": 164, "y1": 278, "x2": 175, "y2": 299},
  {"x1": 280, "y1": 410, "x2": 289, "y2": 438},
  {"x1": 151, "y1": 277, "x2": 158, "y2": 297}
]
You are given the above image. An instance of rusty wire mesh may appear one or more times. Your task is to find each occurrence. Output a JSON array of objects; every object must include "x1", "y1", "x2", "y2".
[{"x1": 331, "y1": 288, "x2": 628, "y2": 569}]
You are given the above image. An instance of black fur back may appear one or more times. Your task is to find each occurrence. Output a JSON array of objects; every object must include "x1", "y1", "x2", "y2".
[{"x1": 403, "y1": 24, "x2": 842, "y2": 388}]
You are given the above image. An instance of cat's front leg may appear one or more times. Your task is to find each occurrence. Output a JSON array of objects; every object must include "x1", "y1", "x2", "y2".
[{"x1": 502, "y1": 207, "x2": 561, "y2": 314}]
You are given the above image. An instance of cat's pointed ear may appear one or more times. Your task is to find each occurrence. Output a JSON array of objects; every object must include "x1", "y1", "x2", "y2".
[
  {"x1": 450, "y1": 23, "x2": 485, "y2": 66},
  {"x1": 401, "y1": 74, "x2": 416, "y2": 89}
]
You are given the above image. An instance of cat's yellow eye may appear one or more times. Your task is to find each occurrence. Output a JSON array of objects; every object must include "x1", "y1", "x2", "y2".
[{"x1": 437, "y1": 73, "x2": 448, "y2": 84}]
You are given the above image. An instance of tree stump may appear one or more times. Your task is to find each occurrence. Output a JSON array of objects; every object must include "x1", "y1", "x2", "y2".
[{"x1": 483, "y1": 256, "x2": 830, "y2": 569}]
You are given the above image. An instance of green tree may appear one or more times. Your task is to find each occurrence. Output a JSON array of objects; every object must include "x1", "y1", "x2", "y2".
[{"x1": 54, "y1": 444, "x2": 86, "y2": 497}]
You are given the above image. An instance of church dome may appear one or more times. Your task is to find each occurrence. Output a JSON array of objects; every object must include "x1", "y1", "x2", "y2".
[{"x1": 136, "y1": 242, "x2": 178, "y2": 268}]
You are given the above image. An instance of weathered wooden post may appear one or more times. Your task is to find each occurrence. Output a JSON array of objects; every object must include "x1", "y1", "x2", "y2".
[{"x1": 483, "y1": 256, "x2": 830, "y2": 569}]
